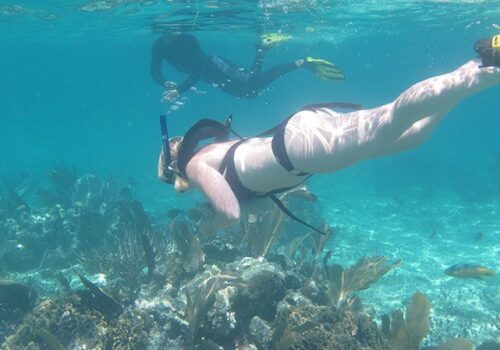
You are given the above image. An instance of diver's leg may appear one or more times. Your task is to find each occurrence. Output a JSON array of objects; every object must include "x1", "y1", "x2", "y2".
[
  {"x1": 285, "y1": 60, "x2": 500, "y2": 173},
  {"x1": 371, "y1": 111, "x2": 448, "y2": 157},
  {"x1": 249, "y1": 61, "x2": 300, "y2": 91},
  {"x1": 391, "y1": 60, "x2": 499, "y2": 129},
  {"x1": 249, "y1": 46, "x2": 267, "y2": 75}
]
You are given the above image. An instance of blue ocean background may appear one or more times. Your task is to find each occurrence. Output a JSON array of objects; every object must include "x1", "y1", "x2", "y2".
[{"x1": 1, "y1": 0, "x2": 499, "y2": 346}]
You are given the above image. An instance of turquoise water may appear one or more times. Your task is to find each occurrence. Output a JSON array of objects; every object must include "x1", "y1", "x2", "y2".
[{"x1": 1, "y1": 0, "x2": 499, "y2": 348}]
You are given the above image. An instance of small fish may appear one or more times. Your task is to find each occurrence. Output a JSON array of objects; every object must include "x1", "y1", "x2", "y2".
[
  {"x1": 445, "y1": 263, "x2": 496, "y2": 279},
  {"x1": 167, "y1": 208, "x2": 183, "y2": 219},
  {"x1": 73, "y1": 269, "x2": 122, "y2": 314},
  {"x1": 141, "y1": 234, "x2": 155, "y2": 281}
]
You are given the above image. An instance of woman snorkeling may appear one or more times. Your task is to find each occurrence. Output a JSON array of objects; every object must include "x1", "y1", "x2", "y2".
[
  {"x1": 151, "y1": 32, "x2": 344, "y2": 102},
  {"x1": 158, "y1": 36, "x2": 500, "y2": 235}
]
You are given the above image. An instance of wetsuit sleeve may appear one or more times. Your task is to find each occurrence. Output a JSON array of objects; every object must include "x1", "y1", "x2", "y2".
[
  {"x1": 151, "y1": 39, "x2": 166, "y2": 87},
  {"x1": 177, "y1": 73, "x2": 202, "y2": 94}
]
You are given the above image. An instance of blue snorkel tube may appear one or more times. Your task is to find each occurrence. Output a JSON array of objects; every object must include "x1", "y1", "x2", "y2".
[{"x1": 160, "y1": 115, "x2": 174, "y2": 182}]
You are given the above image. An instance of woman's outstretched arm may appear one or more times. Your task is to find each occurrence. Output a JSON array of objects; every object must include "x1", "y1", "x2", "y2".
[{"x1": 186, "y1": 161, "x2": 241, "y2": 234}]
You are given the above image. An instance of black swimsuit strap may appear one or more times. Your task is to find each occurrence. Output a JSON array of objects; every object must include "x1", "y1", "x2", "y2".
[
  {"x1": 219, "y1": 139, "x2": 256, "y2": 201},
  {"x1": 271, "y1": 116, "x2": 309, "y2": 175},
  {"x1": 266, "y1": 101, "x2": 362, "y2": 175}
]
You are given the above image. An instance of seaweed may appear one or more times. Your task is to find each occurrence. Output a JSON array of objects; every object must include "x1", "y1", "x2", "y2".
[
  {"x1": 274, "y1": 318, "x2": 316, "y2": 350},
  {"x1": 185, "y1": 272, "x2": 242, "y2": 345},
  {"x1": 53, "y1": 271, "x2": 72, "y2": 293},
  {"x1": 1, "y1": 182, "x2": 30, "y2": 217},
  {"x1": 243, "y1": 203, "x2": 286, "y2": 258},
  {"x1": 172, "y1": 220, "x2": 205, "y2": 274},
  {"x1": 37, "y1": 163, "x2": 78, "y2": 207},
  {"x1": 283, "y1": 234, "x2": 308, "y2": 261},
  {"x1": 78, "y1": 228, "x2": 164, "y2": 294},
  {"x1": 381, "y1": 292, "x2": 431, "y2": 350},
  {"x1": 74, "y1": 269, "x2": 123, "y2": 317},
  {"x1": 118, "y1": 199, "x2": 152, "y2": 233},
  {"x1": 35, "y1": 328, "x2": 65, "y2": 350},
  {"x1": 326, "y1": 256, "x2": 400, "y2": 309}
]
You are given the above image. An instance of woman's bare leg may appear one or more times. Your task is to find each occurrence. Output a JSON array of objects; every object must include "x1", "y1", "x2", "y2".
[
  {"x1": 372, "y1": 110, "x2": 449, "y2": 157},
  {"x1": 285, "y1": 60, "x2": 500, "y2": 173}
]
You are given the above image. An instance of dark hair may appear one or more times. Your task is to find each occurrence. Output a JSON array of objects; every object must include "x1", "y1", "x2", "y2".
[{"x1": 474, "y1": 37, "x2": 498, "y2": 67}]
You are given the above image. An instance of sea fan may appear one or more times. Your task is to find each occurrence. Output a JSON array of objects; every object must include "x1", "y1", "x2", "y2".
[
  {"x1": 185, "y1": 272, "x2": 242, "y2": 344},
  {"x1": 172, "y1": 220, "x2": 205, "y2": 274},
  {"x1": 382, "y1": 292, "x2": 431, "y2": 350},
  {"x1": 326, "y1": 256, "x2": 400, "y2": 309},
  {"x1": 243, "y1": 201, "x2": 286, "y2": 258}
]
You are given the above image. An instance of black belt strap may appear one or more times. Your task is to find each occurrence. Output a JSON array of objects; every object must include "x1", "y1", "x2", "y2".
[
  {"x1": 219, "y1": 139, "x2": 256, "y2": 201},
  {"x1": 269, "y1": 194, "x2": 326, "y2": 235},
  {"x1": 219, "y1": 140, "x2": 327, "y2": 235},
  {"x1": 262, "y1": 102, "x2": 362, "y2": 175}
]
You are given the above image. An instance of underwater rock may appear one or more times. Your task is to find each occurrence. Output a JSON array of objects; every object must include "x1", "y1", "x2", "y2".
[
  {"x1": 284, "y1": 271, "x2": 302, "y2": 290},
  {"x1": 277, "y1": 291, "x2": 313, "y2": 312},
  {"x1": 2, "y1": 241, "x2": 39, "y2": 271},
  {"x1": 183, "y1": 267, "x2": 242, "y2": 347},
  {"x1": 135, "y1": 283, "x2": 189, "y2": 341},
  {"x1": 204, "y1": 287, "x2": 238, "y2": 342},
  {"x1": 237, "y1": 345, "x2": 258, "y2": 350},
  {"x1": 0, "y1": 281, "x2": 37, "y2": 344},
  {"x1": 0, "y1": 280, "x2": 36, "y2": 312},
  {"x1": 249, "y1": 316, "x2": 273, "y2": 349},
  {"x1": 202, "y1": 239, "x2": 239, "y2": 263},
  {"x1": 229, "y1": 257, "x2": 286, "y2": 322},
  {"x1": 196, "y1": 337, "x2": 224, "y2": 350}
]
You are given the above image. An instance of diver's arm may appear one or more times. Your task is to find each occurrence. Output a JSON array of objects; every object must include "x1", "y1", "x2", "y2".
[
  {"x1": 177, "y1": 73, "x2": 202, "y2": 94},
  {"x1": 151, "y1": 40, "x2": 166, "y2": 86},
  {"x1": 186, "y1": 161, "x2": 241, "y2": 230}
]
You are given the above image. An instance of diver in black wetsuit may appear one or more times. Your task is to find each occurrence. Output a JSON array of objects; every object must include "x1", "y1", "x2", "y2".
[{"x1": 151, "y1": 32, "x2": 344, "y2": 102}]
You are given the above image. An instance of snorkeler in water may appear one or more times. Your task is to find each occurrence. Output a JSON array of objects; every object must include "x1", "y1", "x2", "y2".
[
  {"x1": 151, "y1": 32, "x2": 344, "y2": 102},
  {"x1": 158, "y1": 35, "x2": 500, "y2": 235}
]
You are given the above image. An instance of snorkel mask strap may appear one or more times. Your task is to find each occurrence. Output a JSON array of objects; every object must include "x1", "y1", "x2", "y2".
[{"x1": 160, "y1": 115, "x2": 172, "y2": 174}]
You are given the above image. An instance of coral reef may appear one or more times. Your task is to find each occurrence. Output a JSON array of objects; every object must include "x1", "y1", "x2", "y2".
[
  {"x1": 2, "y1": 292, "x2": 151, "y2": 350},
  {"x1": 0, "y1": 169, "x2": 491, "y2": 349}
]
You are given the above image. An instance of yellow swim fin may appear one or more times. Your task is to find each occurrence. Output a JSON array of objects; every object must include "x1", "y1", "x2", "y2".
[
  {"x1": 260, "y1": 33, "x2": 291, "y2": 48},
  {"x1": 304, "y1": 57, "x2": 345, "y2": 80}
]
